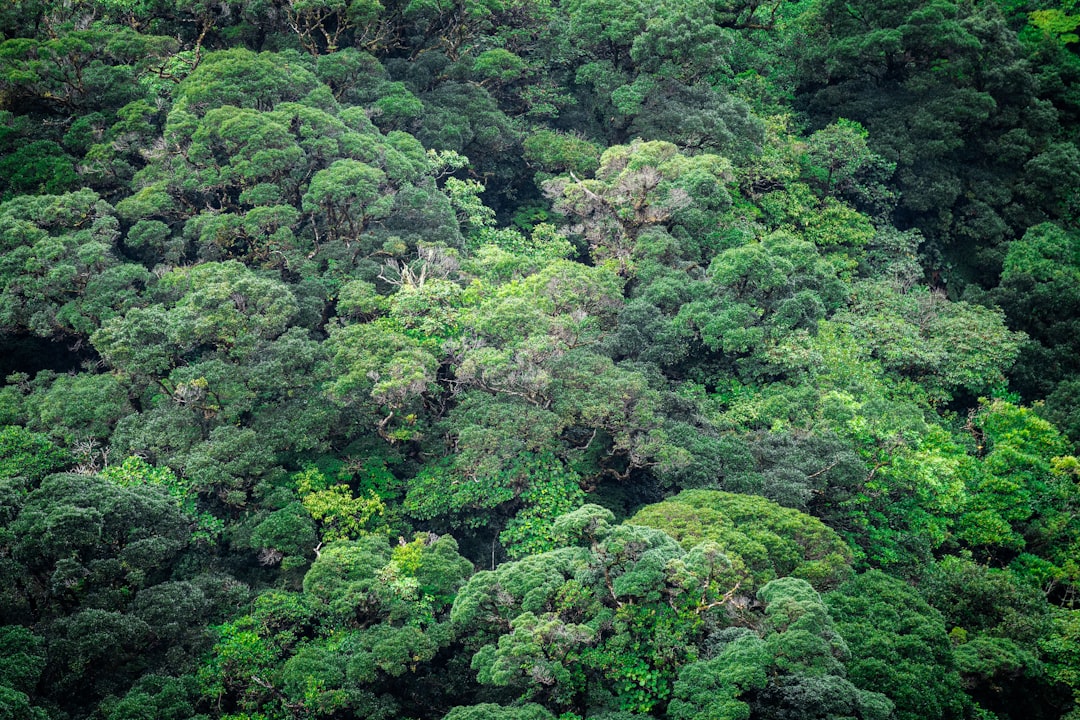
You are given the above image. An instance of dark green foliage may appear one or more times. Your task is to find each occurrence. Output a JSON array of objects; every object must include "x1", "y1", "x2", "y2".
[
  {"x1": 99, "y1": 674, "x2": 205, "y2": 720},
  {"x1": 733, "y1": 430, "x2": 866, "y2": 511},
  {"x1": 993, "y1": 223, "x2": 1080, "y2": 403},
  {"x1": 827, "y1": 571, "x2": 967, "y2": 720},
  {"x1": 0, "y1": 625, "x2": 44, "y2": 692},
  {"x1": 668, "y1": 630, "x2": 770, "y2": 720},
  {"x1": 1, "y1": 0, "x2": 1079, "y2": 718},
  {"x1": 201, "y1": 533, "x2": 473, "y2": 718},
  {"x1": 249, "y1": 502, "x2": 318, "y2": 561},
  {"x1": 0, "y1": 686, "x2": 48, "y2": 720},
  {"x1": 0, "y1": 424, "x2": 69, "y2": 483},
  {"x1": 917, "y1": 555, "x2": 1074, "y2": 719},
  {"x1": 0, "y1": 140, "x2": 78, "y2": 198},
  {"x1": 0, "y1": 468, "x2": 219, "y2": 717},
  {"x1": 0, "y1": 28, "x2": 177, "y2": 113},
  {"x1": 10, "y1": 473, "x2": 189, "y2": 594},
  {"x1": 749, "y1": 674, "x2": 893, "y2": 720},
  {"x1": 793, "y1": 0, "x2": 1078, "y2": 284},
  {"x1": 453, "y1": 517, "x2": 742, "y2": 714},
  {"x1": 0, "y1": 190, "x2": 150, "y2": 338}
]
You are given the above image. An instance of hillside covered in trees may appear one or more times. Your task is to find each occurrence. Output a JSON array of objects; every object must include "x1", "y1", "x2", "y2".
[{"x1": 2, "y1": 0, "x2": 1080, "y2": 718}]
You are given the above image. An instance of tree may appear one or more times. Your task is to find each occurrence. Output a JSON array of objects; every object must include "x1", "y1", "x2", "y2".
[
  {"x1": 201, "y1": 533, "x2": 473, "y2": 719},
  {"x1": 545, "y1": 140, "x2": 734, "y2": 275},
  {"x1": 957, "y1": 400, "x2": 1080, "y2": 580},
  {"x1": 0, "y1": 28, "x2": 176, "y2": 113},
  {"x1": 0, "y1": 468, "x2": 218, "y2": 718},
  {"x1": 629, "y1": 490, "x2": 854, "y2": 591},
  {"x1": 302, "y1": 159, "x2": 393, "y2": 242},
  {"x1": 453, "y1": 513, "x2": 744, "y2": 714},
  {"x1": 453, "y1": 506, "x2": 871, "y2": 715},
  {"x1": 0, "y1": 424, "x2": 69, "y2": 484},
  {"x1": 800, "y1": 119, "x2": 895, "y2": 215},
  {"x1": 919, "y1": 555, "x2": 1068, "y2": 719},
  {"x1": 294, "y1": 465, "x2": 385, "y2": 543},
  {"x1": 668, "y1": 630, "x2": 769, "y2": 720},
  {"x1": 24, "y1": 371, "x2": 132, "y2": 444},
  {"x1": 838, "y1": 280, "x2": 1023, "y2": 403},
  {"x1": 443, "y1": 704, "x2": 555, "y2": 720},
  {"x1": 93, "y1": 261, "x2": 299, "y2": 373},
  {"x1": 0, "y1": 190, "x2": 150, "y2": 338},
  {"x1": 993, "y1": 222, "x2": 1080, "y2": 403},
  {"x1": 826, "y1": 571, "x2": 967, "y2": 720},
  {"x1": 0, "y1": 625, "x2": 47, "y2": 720},
  {"x1": 793, "y1": 0, "x2": 1074, "y2": 283},
  {"x1": 671, "y1": 577, "x2": 893, "y2": 720},
  {"x1": 172, "y1": 49, "x2": 320, "y2": 115}
]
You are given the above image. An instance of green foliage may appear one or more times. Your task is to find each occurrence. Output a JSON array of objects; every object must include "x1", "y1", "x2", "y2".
[
  {"x1": 839, "y1": 281, "x2": 1023, "y2": 402},
  {"x1": 0, "y1": 424, "x2": 68, "y2": 483},
  {"x1": 25, "y1": 370, "x2": 132, "y2": 443},
  {"x1": 800, "y1": 119, "x2": 895, "y2": 213},
  {"x1": 0, "y1": 686, "x2": 49, "y2": 720},
  {"x1": 958, "y1": 399, "x2": 1078, "y2": 565},
  {"x1": 303, "y1": 159, "x2": 392, "y2": 240},
  {"x1": 1029, "y1": 9, "x2": 1080, "y2": 44},
  {"x1": 0, "y1": 190, "x2": 149, "y2": 338},
  {"x1": 249, "y1": 502, "x2": 318, "y2": 564},
  {"x1": 11, "y1": 472, "x2": 190, "y2": 586},
  {"x1": 202, "y1": 533, "x2": 472, "y2": 717},
  {"x1": 630, "y1": 490, "x2": 854, "y2": 591},
  {"x1": 546, "y1": 139, "x2": 734, "y2": 274},
  {"x1": 99, "y1": 674, "x2": 204, "y2": 720},
  {"x1": 295, "y1": 465, "x2": 385, "y2": 542},
  {"x1": 173, "y1": 49, "x2": 320, "y2": 114},
  {"x1": 460, "y1": 526, "x2": 695, "y2": 712},
  {"x1": 0, "y1": 27, "x2": 176, "y2": 113},
  {"x1": 741, "y1": 578, "x2": 894, "y2": 720},
  {"x1": 794, "y1": 0, "x2": 1076, "y2": 283},
  {"x1": 0, "y1": 140, "x2": 78, "y2": 198},
  {"x1": 92, "y1": 261, "x2": 299, "y2": 377},
  {"x1": 827, "y1": 571, "x2": 967, "y2": 720},
  {"x1": 1042, "y1": 609, "x2": 1080, "y2": 712},
  {"x1": 994, "y1": 223, "x2": 1080, "y2": 402},
  {"x1": 325, "y1": 317, "x2": 439, "y2": 439},
  {"x1": 102, "y1": 455, "x2": 223, "y2": 544},
  {"x1": 0, "y1": 625, "x2": 42, "y2": 686},
  {"x1": 473, "y1": 48, "x2": 528, "y2": 84},
  {"x1": 499, "y1": 469, "x2": 586, "y2": 558},
  {"x1": 443, "y1": 704, "x2": 555, "y2": 720},
  {"x1": 0, "y1": 466, "x2": 217, "y2": 717},
  {"x1": 454, "y1": 511, "x2": 872, "y2": 716},
  {"x1": 523, "y1": 130, "x2": 602, "y2": 177},
  {"x1": 2, "y1": 0, "x2": 1079, "y2": 716},
  {"x1": 668, "y1": 632, "x2": 769, "y2": 720}
]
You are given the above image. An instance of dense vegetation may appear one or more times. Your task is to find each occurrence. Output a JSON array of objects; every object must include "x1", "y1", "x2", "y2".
[{"x1": 2, "y1": 0, "x2": 1080, "y2": 718}]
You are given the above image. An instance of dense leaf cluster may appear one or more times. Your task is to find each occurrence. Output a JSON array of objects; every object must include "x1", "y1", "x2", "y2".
[{"x1": 2, "y1": 0, "x2": 1080, "y2": 718}]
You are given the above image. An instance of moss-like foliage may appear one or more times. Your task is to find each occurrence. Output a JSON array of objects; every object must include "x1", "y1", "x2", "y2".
[{"x1": 630, "y1": 490, "x2": 854, "y2": 590}]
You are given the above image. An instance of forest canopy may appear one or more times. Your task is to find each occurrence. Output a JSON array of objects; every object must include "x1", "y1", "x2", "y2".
[{"x1": 2, "y1": 0, "x2": 1080, "y2": 719}]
